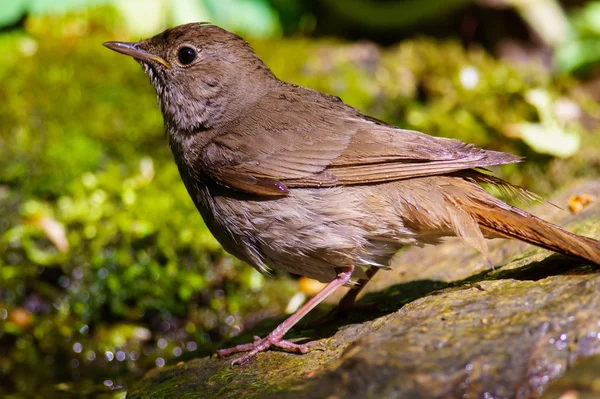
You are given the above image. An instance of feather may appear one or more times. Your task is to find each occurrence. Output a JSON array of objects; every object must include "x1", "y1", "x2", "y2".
[{"x1": 200, "y1": 85, "x2": 522, "y2": 194}]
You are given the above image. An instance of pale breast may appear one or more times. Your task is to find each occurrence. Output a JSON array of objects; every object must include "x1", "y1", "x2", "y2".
[{"x1": 202, "y1": 185, "x2": 415, "y2": 282}]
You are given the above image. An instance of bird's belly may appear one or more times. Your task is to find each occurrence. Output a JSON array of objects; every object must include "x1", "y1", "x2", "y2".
[{"x1": 200, "y1": 185, "x2": 417, "y2": 282}]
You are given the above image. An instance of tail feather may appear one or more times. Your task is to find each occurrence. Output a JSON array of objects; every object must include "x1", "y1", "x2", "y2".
[{"x1": 469, "y1": 200, "x2": 600, "y2": 265}]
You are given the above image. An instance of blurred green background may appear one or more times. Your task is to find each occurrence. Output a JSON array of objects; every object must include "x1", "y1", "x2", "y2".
[{"x1": 1, "y1": 0, "x2": 600, "y2": 397}]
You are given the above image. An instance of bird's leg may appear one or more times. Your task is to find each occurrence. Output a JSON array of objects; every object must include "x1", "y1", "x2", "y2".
[
  {"x1": 216, "y1": 265, "x2": 354, "y2": 365},
  {"x1": 338, "y1": 266, "x2": 379, "y2": 311}
]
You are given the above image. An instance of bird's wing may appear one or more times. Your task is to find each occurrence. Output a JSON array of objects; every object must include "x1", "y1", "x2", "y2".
[{"x1": 200, "y1": 87, "x2": 521, "y2": 196}]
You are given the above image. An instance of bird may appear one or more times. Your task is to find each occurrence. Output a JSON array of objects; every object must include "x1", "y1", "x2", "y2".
[{"x1": 103, "y1": 22, "x2": 600, "y2": 365}]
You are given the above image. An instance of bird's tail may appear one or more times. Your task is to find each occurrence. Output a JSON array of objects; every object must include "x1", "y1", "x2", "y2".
[{"x1": 469, "y1": 199, "x2": 600, "y2": 265}]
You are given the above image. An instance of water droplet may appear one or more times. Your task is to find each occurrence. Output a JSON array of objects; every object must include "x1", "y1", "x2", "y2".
[
  {"x1": 156, "y1": 357, "x2": 165, "y2": 367},
  {"x1": 73, "y1": 342, "x2": 82, "y2": 353},
  {"x1": 72, "y1": 268, "x2": 84, "y2": 280},
  {"x1": 187, "y1": 342, "x2": 197, "y2": 351},
  {"x1": 116, "y1": 351, "x2": 126, "y2": 361},
  {"x1": 160, "y1": 321, "x2": 171, "y2": 332}
]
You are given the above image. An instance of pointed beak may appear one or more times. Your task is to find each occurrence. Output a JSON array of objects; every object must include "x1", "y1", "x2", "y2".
[{"x1": 103, "y1": 41, "x2": 171, "y2": 69}]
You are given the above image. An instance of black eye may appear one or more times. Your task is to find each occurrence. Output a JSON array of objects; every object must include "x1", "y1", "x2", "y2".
[{"x1": 177, "y1": 47, "x2": 197, "y2": 65}]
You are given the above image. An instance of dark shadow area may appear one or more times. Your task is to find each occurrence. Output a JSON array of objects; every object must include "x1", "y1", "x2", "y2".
[{"x1": 460, "y1": 253, "x2": 597, "y2": 283}]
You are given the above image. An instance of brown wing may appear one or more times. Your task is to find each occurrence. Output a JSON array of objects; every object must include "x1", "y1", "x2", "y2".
[{"x1": 200, "y1": 85, "x2": 521, "y2": 196}]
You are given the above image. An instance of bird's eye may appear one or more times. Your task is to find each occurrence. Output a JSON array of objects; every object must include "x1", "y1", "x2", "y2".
[{"x1": 177, "y1": 47, "x2": 197, "y2": 65}]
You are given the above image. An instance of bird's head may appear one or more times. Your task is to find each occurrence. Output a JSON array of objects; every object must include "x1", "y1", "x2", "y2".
[{"x1": 104, "y1": 23, "x2": 275, "y2": 134}]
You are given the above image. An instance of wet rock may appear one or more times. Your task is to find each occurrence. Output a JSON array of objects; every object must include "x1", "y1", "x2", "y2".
[{"x1": 128, "y1": 179, "x2": 600, "y2": 399}]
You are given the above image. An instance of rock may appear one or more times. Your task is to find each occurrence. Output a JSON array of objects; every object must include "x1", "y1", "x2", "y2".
[{"x1": 128, "y1": 179, "x2": 600, "y2": 399}]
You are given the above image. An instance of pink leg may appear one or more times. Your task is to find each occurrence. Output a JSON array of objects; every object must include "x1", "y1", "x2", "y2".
[{"x1": 216, "y1": 265, "x2": 354, "y2": 365}]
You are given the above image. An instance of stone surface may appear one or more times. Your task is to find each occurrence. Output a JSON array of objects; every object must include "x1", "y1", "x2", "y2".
[{"x1": 128, "y1": 179, "x2": 600, "y2": 399}]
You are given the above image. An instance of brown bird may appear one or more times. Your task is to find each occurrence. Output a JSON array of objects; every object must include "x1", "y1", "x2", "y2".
[{"x1": 104, "y1": 23, "x2": 600, "y2": 365}]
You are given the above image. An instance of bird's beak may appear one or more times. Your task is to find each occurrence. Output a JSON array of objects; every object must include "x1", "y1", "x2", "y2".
[{"x1": 103, "y1": 41, "x2": 171, "y2": 69}]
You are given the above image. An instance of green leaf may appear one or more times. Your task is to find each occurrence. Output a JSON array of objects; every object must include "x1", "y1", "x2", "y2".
[
  {"x1": 0, "y1": 0, "x2": 29, "y2": 27},
  {"x1": 518, "y1": 123, "x2": 580, "y2": 158}
]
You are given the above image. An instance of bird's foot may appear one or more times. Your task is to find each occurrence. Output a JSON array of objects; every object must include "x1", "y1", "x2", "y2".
[
  {"x1": 216, "y1": 267, "x2": 354, "y2": 365},
  {"x1": 216, "y1": 334, "x2": 314, "y2": 366}
]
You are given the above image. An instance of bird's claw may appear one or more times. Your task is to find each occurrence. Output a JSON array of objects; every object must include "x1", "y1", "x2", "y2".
[{"x1": 216, "y1": 335, "x2": 314, "y2": 366}]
